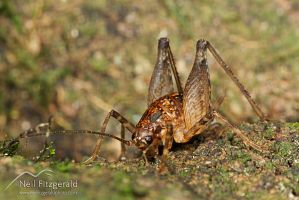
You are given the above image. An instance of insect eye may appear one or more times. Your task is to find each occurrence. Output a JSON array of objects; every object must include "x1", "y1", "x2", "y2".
[
  {"x1": 144, "y1": 136, "x2": 153, "y2": 144},
  {"x1": 132, "y1": 134, "x2": 136, "y2": 140}
]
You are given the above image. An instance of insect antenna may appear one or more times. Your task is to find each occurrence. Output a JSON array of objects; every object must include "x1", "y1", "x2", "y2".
[
  {"x1": 49, "y1": 130, "x2": 133, "y2": 146},
  {"x1": 16, "y1": 125, "x2": 133, "y2": 146}
]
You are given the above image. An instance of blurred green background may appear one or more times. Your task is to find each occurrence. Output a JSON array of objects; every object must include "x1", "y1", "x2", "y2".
[{"x1": 0, "y1": 0, "x2": 299, "y2": 161}]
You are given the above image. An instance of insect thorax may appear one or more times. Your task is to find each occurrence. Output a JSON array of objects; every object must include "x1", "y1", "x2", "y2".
[{"x1": 134, "y1": 93, "x2": 185, "y2": 140}]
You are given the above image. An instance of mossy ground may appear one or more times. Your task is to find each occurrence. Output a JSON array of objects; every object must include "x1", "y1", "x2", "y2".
[{"x1": 0, "y1": 122, "x2": 298, "y2": 200}]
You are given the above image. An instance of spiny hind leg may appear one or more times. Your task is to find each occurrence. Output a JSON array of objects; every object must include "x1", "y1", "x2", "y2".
[
  {"x1": 176, "y1": 110, "x2": 268, "y2": 153},
  {"x1": 212, "y1": 111, "x2": 269, "y2": 153},
  {"x1": 206, "y1": 41, "x2": 267, "y2": 121},
  {"x1": 148, "y1": 38, "x2": 183, "y2": 106},
  {"x1": 83, "y1": 110, "x2": 136, "y2": 164}
]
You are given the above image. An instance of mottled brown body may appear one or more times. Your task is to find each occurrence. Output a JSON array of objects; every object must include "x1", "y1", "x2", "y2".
[
  {"x1": 134, "y1": 93, "x2": 184, "y2": 149},
  {"x1": 84, "y1": 37, "x2": 268, "y2": 165}
]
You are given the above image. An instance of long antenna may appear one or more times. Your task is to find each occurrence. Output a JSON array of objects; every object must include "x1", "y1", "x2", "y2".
[{"x1": 17, "y1": 128, "x2": 133, "y2": 146}]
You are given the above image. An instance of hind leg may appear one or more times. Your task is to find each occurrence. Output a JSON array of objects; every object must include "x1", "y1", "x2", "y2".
[
  {"x1": 206, "y1": 41, "x2": 267, "y2": 121},
  {"x1": 212, "y1": 111, "x2": 269, "y2": 153}
]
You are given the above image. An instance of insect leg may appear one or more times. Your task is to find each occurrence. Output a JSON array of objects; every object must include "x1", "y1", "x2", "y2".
[
  {"x1": 212, "y1": 110, "x2": 269, "y2": 153},
  {"x1": 206, "y1": 41, "x2": 267, "y2": 121},
  {"x1": 148, "y1": 38, "x2": 183, "y2": 105},
  {"x1": 158, "y1": 123, "x2": 174, "y2": 174},
  {"x1": 148, "y1": 38, "x2": 174, "y2": 105},
  {"x1": 183, "y1": 39, "x2": 211, "y2": 130},
  {"x1": 163, "y1": 123, "x2": 174, "y2": 158},
  {"x1": 83, "y1": 110, "x2": 136, "y2": 164},
  {"x1": 119, "y1": 124, "x2": 126, "y2": 160}
]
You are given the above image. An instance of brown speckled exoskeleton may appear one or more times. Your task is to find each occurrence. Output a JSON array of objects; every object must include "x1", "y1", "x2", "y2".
[{"x1": 84, "y1": 37, "x2": 268, "y2": 164}]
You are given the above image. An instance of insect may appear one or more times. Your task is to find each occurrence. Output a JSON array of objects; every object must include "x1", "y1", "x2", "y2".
[
  {"x1": 4, "y1": 38, "x2": 268, "y2": 164},
  {"x1": 82, "y1": 37, "x2": 268, "y2": 164}
]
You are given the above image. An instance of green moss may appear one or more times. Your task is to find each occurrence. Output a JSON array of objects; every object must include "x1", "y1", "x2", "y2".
[
  {"x1": 265, "y1": 162, "x2": 275, "y2": 170},
  {"x1": 50, "y1": 161, "x2": 74, "y2": 173},
  {"x1": 263, "y1": 127, "x2": 275, "y2": 140},
  {"x1": 111, "y1": 171, "x2": 134, "y2": 200},
  {"x1": 88, "y1": 56, "x2": 109, "y2": 73},
  {"x1": 245, "y1": 191, "x2": 285, "y2": 200},
  {"x1": 179, "y1": 169, "x2": 190, "y2": 178},
  {"x1": 273, "y1": 141, "x2": 294, "y2": 158},
  {"x1": 11, "y1": 155, "x2": 26, "y2": 163},
  {"x1": 211, "y1": 168, "x2": 237, "y2": 199},
  {"x1": 286, "y1": 122, "x2": 299, "y2": 132},
  {"x1": 286, "y1": 182, "x2": 299, "y2": 196},
  {"x1": 0, "y1": 139, "x2": 19, "y2": 157},
  {"x1": 235, "y1": 151, "x2": 252, "y2": 164},
  {"x1": 213, "y1": 167, "x2": 237, "y2": 195}
]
